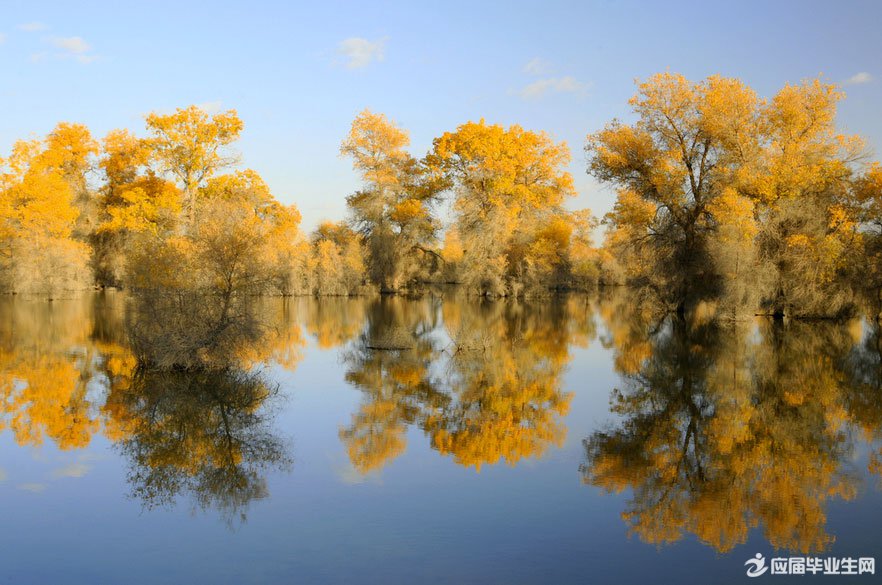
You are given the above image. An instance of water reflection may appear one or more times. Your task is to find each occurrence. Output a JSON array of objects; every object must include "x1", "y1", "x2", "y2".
[
  {"x1": 840, "y1": 322, "x2": 882, "y2": 486},
  {"x1": 2, "y1": 291, "x2": 882, "y2": 553},
  {"x1": 581, "y1": 295, "x2": 881, "y2": 553},
  {"x1": 340, "y1": 296, "x2": 593, "y2": 473},
  {"x1": 105, "y1": 368, "x2": 290, "y2": 525},
  {"x1": 0, "y1": 293, "x2": 293, "y2": 526},
  {"x1": 0, "y1": 296, "x2": 107, "y2": 449}
]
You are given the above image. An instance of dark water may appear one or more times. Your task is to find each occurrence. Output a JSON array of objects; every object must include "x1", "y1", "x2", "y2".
[{"x1": 0, "y1": 292, "x2": 880, "y2": 584}]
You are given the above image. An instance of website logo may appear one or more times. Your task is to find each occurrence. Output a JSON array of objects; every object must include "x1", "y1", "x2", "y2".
[{"x1": 745, "y1": 553, "x2": 768, "y2": 578}]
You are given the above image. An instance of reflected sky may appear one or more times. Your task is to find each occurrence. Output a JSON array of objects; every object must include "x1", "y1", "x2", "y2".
[{"x1": 1, "y1": 291, "x2": 881, "y2": 584}]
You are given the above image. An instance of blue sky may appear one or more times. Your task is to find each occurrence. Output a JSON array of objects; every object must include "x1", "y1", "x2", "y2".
[{"x1": 2, "y1": 0, "x2": 880, "y2": 230}]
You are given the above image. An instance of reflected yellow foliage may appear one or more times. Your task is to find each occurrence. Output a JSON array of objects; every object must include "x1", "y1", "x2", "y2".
[
  {"x1": 303, "y1": 296, "x2": 368, "y2": 349},
  {"x1": 103, "y1": 367, "x2": 290, "y2": 525},
  {"x1": 0, "y1": 296, "x2": 116, "y2": 448},
  {"x1": 583, "y1": 297, "x2": 865, "y2": 554},
  {"x1": 340, "y1": 295, "x2": 594, "y2": 474}
]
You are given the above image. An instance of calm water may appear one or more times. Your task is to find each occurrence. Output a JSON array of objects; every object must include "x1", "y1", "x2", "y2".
[{"x1": 1, "y1": 291, "x2": 881, "y2": 584}]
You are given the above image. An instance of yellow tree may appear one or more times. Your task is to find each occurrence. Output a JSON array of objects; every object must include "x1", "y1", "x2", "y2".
[
  {"x1": 145, "y1": 105, "x2": 243, "y2": 229},
  {"x1": 43, "y1": 122, "x2": 99, "y2": 238},
  {"x1": 749, "y1": 79, "x2": 865, "y2": 317},
  {"x1": 94, "y1": 128, "x2": 181, "y2": 286},
  {"x1": 198, "y1": 169, "x2": 306, "y2": 295},
  {"x1": 587, "y1": 73, "x2": 762, "y2": 314},
  {"x1": 308, "y1": 221, "x2": 366, "y2": 295},
  {"x1": 431, "y1": 120, "x2": 576, "y2": 296},
  {"x1": 341, "y1": 110, "x2": 446, "y2": 292},
  {"x1": 126, "y1": 169, "x2": 302, "y2": 369},
  {"x1": 0, "y1": 138, "x2": 89, "y2": 295},
  {"x1": 851, "y1": 164, "x2": 882, "y2": 315}
]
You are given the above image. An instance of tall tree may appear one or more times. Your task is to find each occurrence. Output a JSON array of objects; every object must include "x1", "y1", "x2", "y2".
[
  {"x1": 587, "y1": 73, "x2": 762, "y2": 314},
  {"x1": 432, "y1": 120, "x2": 576, "y2": 296},
  {"x1": 0, "y1": 137, "x2": 90, "y2": 295},
  {"x1": 145, "y1": 105, "x2": 243, "y2": 229},
  {"x1": 341, "y1": 110, "x2": 445, "y2": 292}
]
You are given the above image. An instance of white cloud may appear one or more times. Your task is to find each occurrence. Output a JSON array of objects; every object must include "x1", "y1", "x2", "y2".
[
  {"x1": 18, "y1": 21, "x2": 48, "y2": 32},
  {"x1": 17, "y1": 483, "x2": 46, "y2": 493},
  {"x1": 51, "y1": 462, "x2": 91, "y2": 479},
  {"x1": 523, "y1": 57, "x2": 551, "y2": 76},
  {"x1": 337, "y1": 37, "x2": 387, "y2": 69},
  {"x1": 196, "y1": 101, "x2": 223, "y2": 114},
  {"x1": 518, "y1": 76, "x2": 586, "y2": 99},
  {"x1": 845, "y1": 72, "x2": 872, "y2": 85},
  {"x1": 50, "y1": 36, "x2": 90, "y2": 54},
  {"x1": 38, "y1": 36, "x2": 99, "y2": 64},
  {"x1": 0, "y1": 33, "x2": 7, "y2": 45}
]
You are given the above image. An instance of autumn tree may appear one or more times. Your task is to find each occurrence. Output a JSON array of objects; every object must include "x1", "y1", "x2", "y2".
[
  {"x1": 587, "y1": 73, "x2": 764, "y2": 315},
  {"x1": 341, "y1": 110, "x2": 446, "y2": 292},
  {"x1": 431, "y1": 120, "x2": 585, "y2": 296},
  {"x1": 749, "y1": 79, "x2": 865, "y2": 318},
  {"x1": 850, "y1": 164, "x2": 882, "y2": 316},
  {"x1": 93, "y1": 129, "x2": 181, "y2": 286},
  {"x1": 590, "y1": 73, "x2": 873, "y2": 319},
  {"x1": 44, "y1": 122, "x2": 99, "y2": 239},
  {"x1": 197, "y1": 169, "x2": 306, "y2": 296},
  {"x1": 126, "y1": 169, "x2": 303, "y2": 369},
  {"x1": 145, "y1": 105, "x2": 243, "y2": 229},
  {"x1": 0, "y1": 137, "x2": 90, "y2": 295},
  {"x1": 308, "y1": 221, "x2": 366, "y2": 295}
]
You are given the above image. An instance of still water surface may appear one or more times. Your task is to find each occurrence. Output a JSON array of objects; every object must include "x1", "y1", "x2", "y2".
[{"x1": 1, "y1": 292, "x2": 880, "y2": 584}]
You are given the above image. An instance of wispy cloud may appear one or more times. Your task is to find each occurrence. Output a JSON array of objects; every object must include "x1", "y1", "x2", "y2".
[
  {"x1": 0, "y1": 467, "x2": 7, "y2": 482},
  {"x1": 518, "y1": 76, "x2": 586, "y2": 99},
  {"x1": 0, "y1": 33, "x2": 7, "y2": 45},
  {"x1": 844, "y1": 72, "x2": 873, "y2": 85},
  {"x1": 337, "y1": 37, "x2": 387, "y2": 69},
  {"x1": 51, "y1": 462, "x2": 91, "y2": 479},
  {"x1": 18, "y1": 21, "x2": 48, "y2": 32},
  {"x1": 43, "y1": 36, "x2": 98, "y2": 64},
  {"x1": 523, "y1": 57, "x2": 551, "y2": 76},
  {"x1": 50, "y1": 35, "x2": 90, "y2": 54},
  {"x1": 17, "y1": 483, "x2": 46, "y2": 493}
]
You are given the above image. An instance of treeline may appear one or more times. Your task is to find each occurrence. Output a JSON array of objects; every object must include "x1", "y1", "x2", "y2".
[
  {"x1": 5, "y1": 71, "x2": 882, "y2": 323},
  {"x1": 0, "y1": 106, "x2": 598, "y2": 302},
  {"x1": 589, "y1": 73, "x2": 882, "y2": 320}
]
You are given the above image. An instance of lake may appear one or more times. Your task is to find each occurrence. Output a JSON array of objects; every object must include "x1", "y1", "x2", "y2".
[{"x1": 1, "y1": 291, "x2": 880, "y2": 584}]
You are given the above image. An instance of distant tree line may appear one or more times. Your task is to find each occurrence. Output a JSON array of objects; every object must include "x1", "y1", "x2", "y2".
[{"x1": 0, "y1": 106, "x2": 599, "y2": 303}]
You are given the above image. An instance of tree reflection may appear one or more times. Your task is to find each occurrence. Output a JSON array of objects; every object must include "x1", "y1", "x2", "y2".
[
  {"x1": 839, "y1": 321, "x2": 882, "y2": 485},
  {"x1": 0, "y1": 294, "x2": 295, "y2": 526},
  {"x1": 583, "y1": 300, "x2": 860, "y2": 554},
  {"x1": 340, "y1": 295, "x2": 592, "y2": 474},
  {"x1": 0, "y1": 296, "x2": 106, "y2": 449},
  {"x1": 339, "y1": 297, "x2": 447, "y2": 473},
  {"x1": 428, "y1": 300, "x2": 576, "y2": 470},
  {"x1": 104, "y1": 367, "x2": 290, "y2": 526},
  {"x1": 303, "y1": 296, "x2": 369, "y2": 349}
]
